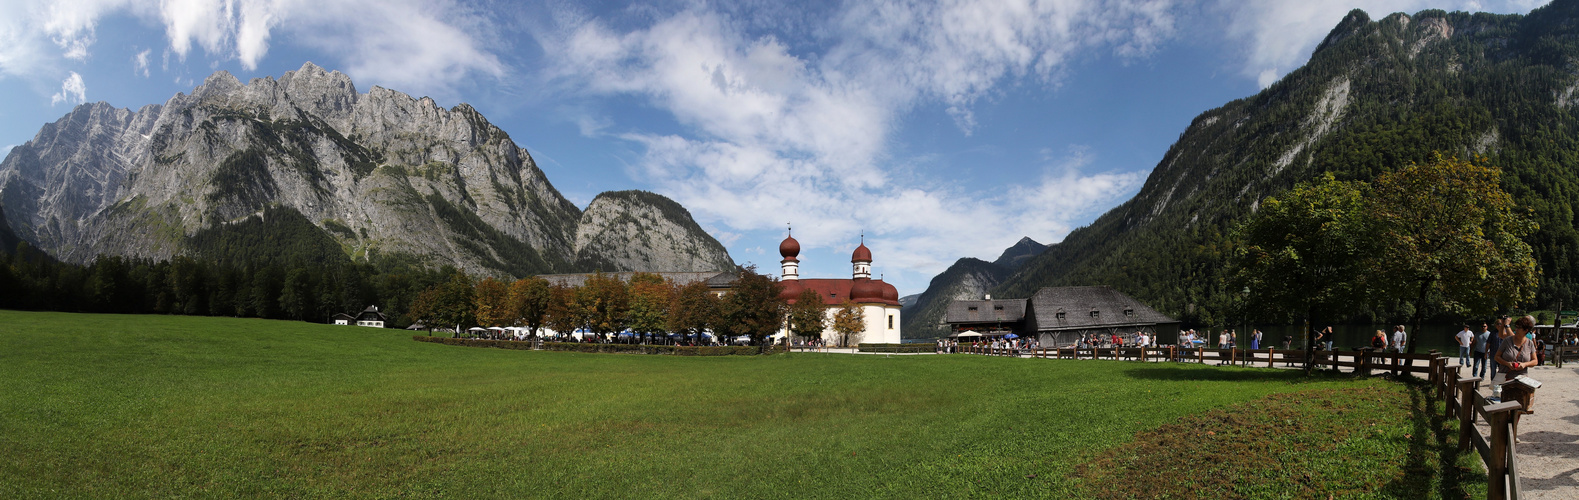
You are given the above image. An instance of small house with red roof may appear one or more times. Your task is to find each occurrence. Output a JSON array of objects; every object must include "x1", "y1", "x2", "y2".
[{"x1": 774, "y1": 232, "x2": 903, "y2": 344}]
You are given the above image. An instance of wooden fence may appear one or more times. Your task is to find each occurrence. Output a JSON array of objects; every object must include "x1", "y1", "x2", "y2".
[{"x1": 956, "y1": 345, "x2": 1526, "y2": 499}]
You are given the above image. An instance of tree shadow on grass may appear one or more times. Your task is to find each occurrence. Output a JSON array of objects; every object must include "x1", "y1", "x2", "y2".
[
  {"x1": 1120, "y1": 364, "x2": 1342, "y2": 383},
  {"x1": 1377, "y1": 380, "x2": 1484, "y2": 499}
]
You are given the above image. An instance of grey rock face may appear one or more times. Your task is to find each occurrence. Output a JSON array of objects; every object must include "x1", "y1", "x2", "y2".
[
  {"x1": 0, "y1": 62, "x2": 734, "y2": 276},
  {"x1": 573, "y1": 191, "x2": 736, "y2": 273}
]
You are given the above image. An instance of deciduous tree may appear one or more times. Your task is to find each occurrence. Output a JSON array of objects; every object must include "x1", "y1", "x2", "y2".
[
  {"x1": 508, "y1": 276, "x2": 552, "y2": 338},
  {"x1": 668, "y1": 280, "x2": 717, "y2": 345},
  {"x1": 626, "y1": 273, "x2": 672, "y2": 343},
  {"x1": 717, "y1": 266, "x2": 785, "y2": 345},
  {"x1": 831, "y1": 299, "x2": 866, "y2": 348},
  {"x1": 473, "y1": 277, "x2": 512, "y2": 329},
  {"x1": 1368, "y1": 154, "x2": 1539, "y2": 352},
  {"x1": 786, "y1": 287, "x2": 828, "y2": 344}
]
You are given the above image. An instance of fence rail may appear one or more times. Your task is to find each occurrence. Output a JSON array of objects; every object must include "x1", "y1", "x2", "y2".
[{"x1": 955, "y1": 344, "x2": 1523, "y2": 499}]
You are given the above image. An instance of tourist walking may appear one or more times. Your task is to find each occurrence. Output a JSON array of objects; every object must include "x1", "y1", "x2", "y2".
[
  {"x1": 1473, "y1": 323, "x2": 1491, "y2": 379},
  {"x1": 1456, "y1": 325, "x2": 1474, "y2": 366},
  {"x1": 1487, "y1": 323, "x2": 1503, "y2": 378},
  {"x1": 1494, "y1": 316, "x2": 1540, "y2": 441}
]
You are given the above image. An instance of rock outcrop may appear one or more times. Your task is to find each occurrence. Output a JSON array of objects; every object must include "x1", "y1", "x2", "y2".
[{"x1": 0, "y1": 63, "x2": 734, "y2": 276}]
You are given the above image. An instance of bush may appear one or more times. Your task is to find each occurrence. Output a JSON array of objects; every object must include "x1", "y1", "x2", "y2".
[
  {"x1": 857, "y1": 343, "x2": 935, "y2": 353},
  {"x1": 414, "y1": 336, "x2": 785, "y2": 355}
]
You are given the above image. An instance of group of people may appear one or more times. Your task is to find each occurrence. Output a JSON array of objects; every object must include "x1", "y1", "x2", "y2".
[{"x1": 1176, "y1": 328, "x2": 1265, "y2": 349}]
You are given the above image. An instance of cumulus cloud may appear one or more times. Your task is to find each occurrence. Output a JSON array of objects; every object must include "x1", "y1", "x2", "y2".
[
  {"x1": 0, "y1": 0, "x2": 505, "y2": 97},
  {"x1": 1220, "y1": 0, "x2": 1549, "y2": 88},
  {"x1": 542, "y1": 2, "x2": 1159, "y2": 279},
  {"x1": 49, "y1": 71, "x2": 86, "y2": 105}
]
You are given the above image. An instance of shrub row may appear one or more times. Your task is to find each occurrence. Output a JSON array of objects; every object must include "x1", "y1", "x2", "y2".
[
  {"x1": 857, "y1": 343, "x2": 936, "y2": 353},
  {"x1": 413, "y1": 336, "x2": 786, "y2": 356}
]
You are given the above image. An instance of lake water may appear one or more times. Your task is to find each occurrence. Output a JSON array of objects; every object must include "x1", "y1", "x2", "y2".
[{"x1": 1228, "y1": 324, "x2": 1471, "y2": 353}]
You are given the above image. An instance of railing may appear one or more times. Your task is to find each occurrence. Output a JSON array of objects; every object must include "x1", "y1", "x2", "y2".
[{"x1": 1553, "y1": 344, "x2": 1578, "y2": 368}]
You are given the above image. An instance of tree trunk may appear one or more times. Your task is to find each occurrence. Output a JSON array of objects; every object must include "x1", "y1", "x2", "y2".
[
  {"x1": 1304, "y1": 312, "x2": 1316, "y2": 376},
  {"x1": 1409, "y1": 280, "x2": 1430, "y2": 355}
]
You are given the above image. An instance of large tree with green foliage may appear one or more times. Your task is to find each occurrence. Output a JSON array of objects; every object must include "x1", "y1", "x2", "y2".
[
  {"x1": 473, "y1": 277, "x2": 512, "y2": 328},
  {"x1": 408, "y1": 273, "x2": 476, "y2": 337},
  {"x1": 544, "y1": 283, "x2": 584, "y2": 340},
  {"x1": 1227, "y1": 173, "x2": 1374, "y2": 373},
  {"x1": 1368, "y1": 154, "x2": 1540, "y2": 352}
]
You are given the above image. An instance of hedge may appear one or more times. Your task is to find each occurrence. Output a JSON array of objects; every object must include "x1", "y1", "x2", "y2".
[
  {"x1": 857, "y1": 343, "x2": 936, "y2": 353},
  {"x1": 413, "y1": 336, "x2": 787, "y2": 356}
]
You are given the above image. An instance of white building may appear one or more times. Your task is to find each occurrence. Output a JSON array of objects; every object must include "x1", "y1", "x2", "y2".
[{"x1": 775, "y1": 233, "x2": 903, "y2": 345}]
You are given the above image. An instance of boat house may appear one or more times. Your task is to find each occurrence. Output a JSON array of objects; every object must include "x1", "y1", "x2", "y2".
[{"x1": 945, "y1": 286, "x2": 1178, "y2": 346}]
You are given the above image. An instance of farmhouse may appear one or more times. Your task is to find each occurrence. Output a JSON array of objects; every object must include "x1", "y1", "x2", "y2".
[
  {"x1": 354, "y1": 305, "x2": 387, "y2": 328},
  {"x1": 773, "y1": 232, "x2": 903, "y2": 344},
  {"x1": 946, "y1": 286, "x2": 1178, "y2": 346},
  {"x1": 331, "y1": 313, "x2": 354, "y2": 325}
]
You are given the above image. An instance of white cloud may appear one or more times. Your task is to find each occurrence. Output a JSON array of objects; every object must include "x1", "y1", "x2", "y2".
[
  {"x1": 132, "y1": 48, "x2": 150, "y2": 76},
  {"x1": 542, "y1": 3, "x2": 1158, "y2": 279},
  {"x1": 1220, "y1": 0, "x2": 1550, "y2": 88},
  {"x1": 49, "y1": 71, "x2": 86, "y2": 105},
  {"x1": 0, "y1": 0, "x2": 506, "y2": 98}
]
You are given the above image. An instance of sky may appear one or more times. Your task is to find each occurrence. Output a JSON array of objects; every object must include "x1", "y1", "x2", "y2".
[{"x1": 0, "y1": 0, "x2": 1552, "y2": 296}]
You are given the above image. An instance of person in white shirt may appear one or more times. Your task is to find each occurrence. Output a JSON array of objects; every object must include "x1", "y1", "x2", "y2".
[
  {"x1": 1455, "y1": 325, "x2": 1474, "y2": 366},
  {"x1": 1391, "y1": 325, "x2": 1408, "y2": 353}
]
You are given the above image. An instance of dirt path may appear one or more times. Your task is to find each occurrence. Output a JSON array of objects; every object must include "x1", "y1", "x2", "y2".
[{"x1": 1473, "y1": 363, "x2": 1579, "y2": 499}]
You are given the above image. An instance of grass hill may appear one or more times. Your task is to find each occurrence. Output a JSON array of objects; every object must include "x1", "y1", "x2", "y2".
[
  {"x1": 0, "y1": 310, "x2": 1481, "y2": 497},
  {"x1": 995, "y1": 3, "x2": 1579, "y2": 325}
]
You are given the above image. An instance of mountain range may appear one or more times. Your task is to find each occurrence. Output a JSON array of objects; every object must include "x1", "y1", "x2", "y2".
[
  {"x1": 907, "y1": 1, "x2": 1579, "y2": 336},
  {"x1": 0, "y1": 63, "x2": 735, "y2": 277}
]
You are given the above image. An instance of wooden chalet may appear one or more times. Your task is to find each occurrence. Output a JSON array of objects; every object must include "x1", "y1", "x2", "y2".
[{"x1": 945, "y1": 286, "x2": 1179, "y2": 346}]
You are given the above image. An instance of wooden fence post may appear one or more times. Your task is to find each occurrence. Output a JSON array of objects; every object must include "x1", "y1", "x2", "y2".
[
  {"x1": 1456, "y1": 379, "x2": 1478, "y2": 451},
  {"x1": 1489, "y1": 410, "x2": 1510, "y2": 500}
]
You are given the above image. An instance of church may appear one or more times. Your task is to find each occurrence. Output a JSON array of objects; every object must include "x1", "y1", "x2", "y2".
[{"x1": 774, "y1": 232, "x2": 903, "y2": 345}]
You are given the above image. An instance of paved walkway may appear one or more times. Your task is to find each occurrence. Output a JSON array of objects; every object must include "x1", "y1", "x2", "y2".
[{"x1": 1471, "y1": 363, "x2": 1579, "y2": 499}]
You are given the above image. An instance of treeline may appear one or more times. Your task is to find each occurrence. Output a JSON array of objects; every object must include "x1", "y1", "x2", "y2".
[
  {"x1": 408, "y1": 268, "x2": 805, "y2": 345},
  {"x1": 0, "y1": 240, "x2": 453, "y2": 325}
]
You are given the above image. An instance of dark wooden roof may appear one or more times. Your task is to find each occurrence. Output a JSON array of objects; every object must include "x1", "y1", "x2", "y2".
[
  {"x1": 355, "y1": 305, "x2": 387, "y2": 322},
  {"x1": 944, "y1": 299, "x2": 1027, "y2": 324},
  {"x1": 1026, "y1": 286, "x2": 1176, "y2": 332},
  {"x1": 331, "y1": 313, "x2": 355, "y2": 320},
  {"x1": 538, "y1": 271, "x2": 735, "y2": 289}
]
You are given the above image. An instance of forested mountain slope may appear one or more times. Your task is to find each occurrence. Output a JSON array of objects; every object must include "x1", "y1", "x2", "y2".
[{"x1": 994, "y1": 3, "x2": 1579, "y2": 325}]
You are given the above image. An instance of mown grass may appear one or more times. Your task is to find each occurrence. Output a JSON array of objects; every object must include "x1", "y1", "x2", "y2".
[{"x1": 0, "y1": 311, "x2": 1481, "y2": 498}]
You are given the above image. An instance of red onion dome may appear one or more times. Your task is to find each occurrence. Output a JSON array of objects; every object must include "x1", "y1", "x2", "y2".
[
  {"x1": 880, "y1": 281, "x2": 898, "y2": 303},
  {"x1": 851, "y1": 242, "x2": 872, "y2": 262},
  {"x1": 780, "y1": 235, "x2": 801, "y2": 260},
  {"x1": 778, "y1": 280, "x2": 804, "y2": 302},
  {"x1": 850, "y1": 279, "x2": 884, "y2": 302}
]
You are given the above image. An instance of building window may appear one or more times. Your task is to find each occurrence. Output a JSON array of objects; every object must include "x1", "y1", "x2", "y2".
[
  {"x1": 1055, "y1": 311, "x2": 1066, "y2": 320},
  {"x1": 1089, "y1": 310, "x2": 1100, "y2": 318},
  {"x1": 967, "y1": 306, "x2": 978, "y2": 312},
  {"x1": 1124, "y1": 308, "x2": 1134, "y2": 318},
  {"x1": 888, "y1": 315, "x2": 894, "y2": 329}
]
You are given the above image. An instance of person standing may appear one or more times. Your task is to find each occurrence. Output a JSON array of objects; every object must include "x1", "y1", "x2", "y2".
[
  {"x1": 1391, "y1": 325, "x2": 1408, "y2": 353},
  {"x1": 1495, "y1": 316, "x2": 1539, "y2": 441},
  {"x1": 1456, "y1": 325, "x2": 1474, "y2": 367},
  {"x1": 1251, "y1": 329, "x2": 1262, "y2": 350},
  {"x1": 1473, "y1": 323, "x2": 1491, "y2": 379},
  {"x1": 1316, "y1": 326, "x2": 1334, "y2": 352}
]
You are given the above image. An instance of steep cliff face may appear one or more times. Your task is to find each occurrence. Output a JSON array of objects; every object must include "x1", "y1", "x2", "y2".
[
  {"x1": 0, "y1": 63, "x2": 734, "y2": 276},
  {"x1": 573, "y1": 190, "x2": 736, "y2": 272},
  {"x1": 990, "y1": 3, "x2": 1579, "y2": 322}
]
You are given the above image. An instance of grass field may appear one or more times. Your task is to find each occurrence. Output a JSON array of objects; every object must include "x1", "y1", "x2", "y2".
[{"x1": 0, "y1": 311, "x2": 1483, "y2": 498}]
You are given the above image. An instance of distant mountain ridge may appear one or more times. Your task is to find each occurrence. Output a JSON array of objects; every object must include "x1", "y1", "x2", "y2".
[
  {"x1": 902, "y1": 237, "x2": 1045, "y2": 337},
  {"x1": 989, "y1": 2, "x2": 1579, "y2": 324},
  {"x1": 0, "y1": 63, "x2": 735, "y2": 276}
]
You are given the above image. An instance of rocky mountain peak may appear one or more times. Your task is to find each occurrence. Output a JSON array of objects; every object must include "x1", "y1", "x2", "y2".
[{"x1": 0, "y1": 64, "x2": 734, "y2": 278}]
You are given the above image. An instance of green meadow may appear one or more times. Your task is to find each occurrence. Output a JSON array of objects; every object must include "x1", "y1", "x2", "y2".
[{"x1": 0, "y1": 311, "x2": 1482, "y2": 498}]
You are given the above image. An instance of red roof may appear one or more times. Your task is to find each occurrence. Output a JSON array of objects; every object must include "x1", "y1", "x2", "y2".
[
  {"x1": 782, "y1": 278, "x2": 900, "y2": 306},
  {"x1": 851, "y1": 243, "x2": 872, "y2": 262},
  {"x1": 779, "y1": 235, "x2": 801, "y2": 261}
]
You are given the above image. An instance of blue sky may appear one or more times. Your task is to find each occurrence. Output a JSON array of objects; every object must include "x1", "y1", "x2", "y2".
[{"x1": 0, "y1": 0, "x2": 1550, "y2": 296}]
